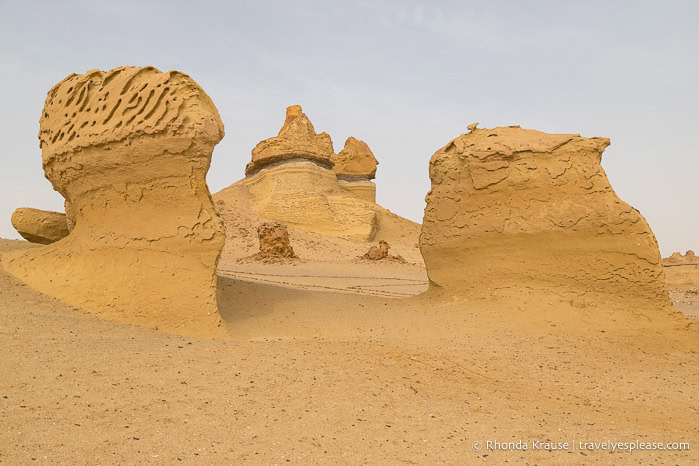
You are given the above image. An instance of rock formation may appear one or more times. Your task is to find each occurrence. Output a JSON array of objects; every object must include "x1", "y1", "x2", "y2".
[
  {"x1": 662, "y1": 250, "x2": 699, "y2": 300},
  {"x1": 11, "y1": 207, "x2": 70, "y2": 244},
  {"x1": 246, "y1": 105, "x2": 334, "y2": 175},
  {"x1": 226, "y1": 105, "x2": 380, "y2": 240},
  {"x1": 257, "y1": 222, "x2": 296, "y2": 258},
  {"x1": 332, "y1": 137, "x2": 379, "y2": 203},
  {"x1": 2, "y1": 66, "x2": 227, "y2": 338},
  {"x1": 663, "y1": 250, "x2": 699, "y2": 266},
  {"x1": 420, "y1": 125, "x2": 669, "y2": 306},
  {"x1": 364, "y1": 240, "x2": 389, "y2": 260}
]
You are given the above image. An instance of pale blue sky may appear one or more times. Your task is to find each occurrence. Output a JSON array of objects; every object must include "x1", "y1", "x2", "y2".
[{"x1": 0, "y1": 0, "x2": 696, "y2": 255}]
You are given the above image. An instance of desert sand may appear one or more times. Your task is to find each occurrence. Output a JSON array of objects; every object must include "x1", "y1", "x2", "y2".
[
  {"x1": 2, "y1": 236, "x2": 697, "y2": 464},
  {"x1": 1, "y1": 69, "x2": 697, "y2": 464}
]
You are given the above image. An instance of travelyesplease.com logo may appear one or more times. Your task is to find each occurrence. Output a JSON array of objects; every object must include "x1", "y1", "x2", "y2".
[{"x1": 472, "y1": 439, "x2": 690, "y2": 453}]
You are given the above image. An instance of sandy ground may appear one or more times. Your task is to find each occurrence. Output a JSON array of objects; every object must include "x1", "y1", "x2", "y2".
[
  {"x1": 218, "y1": 260, "x2": 429, "y2": 298},
  {"x1": 2, "y1": 238, "x2": 698, "y2": 464}
]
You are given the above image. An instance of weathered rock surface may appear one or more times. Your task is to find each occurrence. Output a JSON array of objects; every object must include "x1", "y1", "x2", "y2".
[
  {"x1": 336, "y1": 178, "x2": 377, "y2": 204},
  {"x1": 333, "y1": 137, "x2": 379, "y2": 203},
  {"x1": 258, "y1": 222, "x2": 296, "y2": 258},
  {"x1": 420, "y1": 125, "x2": 669, "y2": 306},
  {"x1": 214, "y1": 179, "x2": 422, "y2": 265},
  {"x1": 224, "y1": 106, "x2": 382, "y2": 240},
  {"x1": 663, "y1": 250, "x2": 699, "y2": 266},
  {"x1": 246, "y1": 105, "x2": 333, "y2": 175},
  {"x1": 241, "y1": 160, "x2": 379, "y2": 239},
  {"x1": 2, "y1": 66, "x2": 227, "y2": 338},
  {"x1": 364, "y1": 240, "x2": 389, "y2": 260},
  {"x1": 11, "y1": 207, "x2": 69, "y2": 244},
  {"x1": 332, "y1": 137, "x2": 378, "y2": 179},
  {"x1": 64, "y1": 200, "x2": 76, "y2": 231}
]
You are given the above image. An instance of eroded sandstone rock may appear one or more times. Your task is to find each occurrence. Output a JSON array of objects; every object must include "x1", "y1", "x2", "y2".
[
  {"x1": 258, "y1": 222, "x2": 296, "y2": 258},
  {"x1": 246, "y1": 105, "x2": 334, "y2": 175},
  {"x1": 420, "y1": 125, "x2": 669, "y2": 306},
  {"x1": 11, "y1": 207, "x2": 69, "y2": 244},
  {"x1": 234, "y1": 106, "x2": 379, "y2": 240},
  {"x1": 332, "y1": 137, "x2": 379, "y2": 203},
  {"x1": 364, "y1": 240, "x2": 389, "y2": 260},
  {"x1": 663, "y1": 250, "x2": 699, "y2": 266},
  {"x1": 2, "y1": 66, "x2": 227, "y2": 338},
  {"x1": 332, "y1": 137, "x2": 378, "y2": 178}
]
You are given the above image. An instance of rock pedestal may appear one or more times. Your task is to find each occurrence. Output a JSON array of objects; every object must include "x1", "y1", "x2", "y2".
[
  {"x1": 246, "y1": 105, "x2": 333, "y2": 175},
  {"x1": 2, "y1": 66, "x2": 227, "y2": 338},
  {"x1": 239, "y1": 106, "x2": 379, "y2": 240}
]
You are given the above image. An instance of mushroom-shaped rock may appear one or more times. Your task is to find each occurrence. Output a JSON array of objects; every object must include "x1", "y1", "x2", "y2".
[
  {"x1": 2, "y1": 66, "x2": 227, "y2": 338},
  {"x1": 420, "y1": 125, "x2": 669, "y2": 307},
  {"x1": 11, "y1": 207, "x2": 69, "y2": 244},
  {"x1": 229, "y1": 106, "x2": 379, "y2": 240},
  {"x1": 332, "y1": 137, "x2": 379, "y2": 203},
  {"x1": 246, "y1": 105, "x2": 334, "y2": 175}
]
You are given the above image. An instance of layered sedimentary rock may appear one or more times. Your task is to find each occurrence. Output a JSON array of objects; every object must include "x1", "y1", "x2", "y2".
[
  {"x1": 230, "y1": 106, "x2": 379, "y2": 240},
  {"x1": 332, "y1": 137, "x2": 379, "y2": 203},
  {"x1": 663, "y1": 251, "x2": 699, "y2": 266},
  {"x1": 420, "y1": 125, "x2": 669, "y2": 305},
  {"x1": 662, "y1": 250, "x2": 699, "y2": 297},
  {"x1": 11, "y1": 207, "x2": 69, "y2": 244},
  {"x1": 246, "y1": 105, "x2": 333, "y2": 175},
  {"x1": 2, "y1": 66, "x2": 227, "y2": 338}
]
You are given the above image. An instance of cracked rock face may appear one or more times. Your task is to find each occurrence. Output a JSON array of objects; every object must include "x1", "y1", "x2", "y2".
[
  {"x1": 2, "y1": 66, "x2": 227, "y2": 338},
  {"x1": 420, "y1": 125, "x2": 669, "y2": 305}
]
